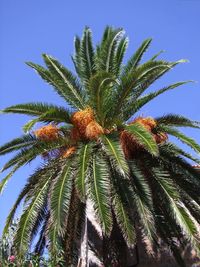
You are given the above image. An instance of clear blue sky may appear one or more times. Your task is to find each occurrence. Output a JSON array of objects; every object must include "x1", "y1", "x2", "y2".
[{"x1": 0, "y1": 0, "x2": 200, "y2": 233}]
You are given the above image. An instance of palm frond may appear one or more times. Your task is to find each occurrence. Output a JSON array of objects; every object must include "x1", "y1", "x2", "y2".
[
  {"x1": 125, "y1": 122, "x2": 159, "y2": 156},
  {"x1": 75, "y1": 144, "x2": 92, "y2": 200},
  {"x1": 3, "y1": 161, "x2": 58, "y2": 236},
  {"x1": 95, "y1": 27, "x2": 124, "y2": 75},
  {"x1": 112, "y1": 193, "x2": 136, "y2": 246},
  {"x1": 0, "y1": 139, "x2": 69, "y2": 193},
  {"x1": 114, "y1": 37, "x2": 129, "y2": 75},
  {"x1": 22, "y1": 108, "x2": 71, "y2": 133},
  {"x1": 159, "y1": 142, "x2": 200, "y2": 165},
  {"x1": 59, "y1": 191, "x2": 84, "y2": 265},
  {"x1": 150, "y1": 50, "x2": 165, "y2": 61},
  {"x1": 123, "y1": 81, "x2": 191, "y2": 120},
  {"x1": 115, "y1": 59, "x2": 187, "y2": 115},
  {"x1": 1, "y1": 138, "x2": 67, "y2": 173},
  {"x1": 79, "y1": 26, "x2": 95, "y2": 86},
  {"x1": 159, "y1": 125, "x2": 200, "y2": 154},
  {"x1": 0, "y1": 164, "x2": 22, "y2": 194},
  {"x1": 0, "y1": 139, "x2": 60, "y2": 193},
  {"x1": 88, "y1": 155, "x2": 112, "y2": 234},
  {"x1": 42, "y1": 54, "x2": 85, "y2": 109},
  {"x1": 152, "y1": 168, "x2": 200, "y2": 253},
  {"x1": 109, "y1": 167, "x2": 137, "y2": 245},
  {"x1": 88, "y1": 71, "x2": 117, "y2": 124},
  {"x1": 72, "y1": 35, "x2": 81, "y2": 76},
  {"x1": 182, "y1": 193, "x2": 200, "y2": 225},
  {"x1": 159, "y1": 145, "x2": 200, "y2": 193},
  {"x1": 14, "y1": 176, "x2": 50, "y2": 256},
  {"x1": 174, "y1": 172, "x2": 200, "y2": 207},
  {"x1": 50, "y1": 162, "x2": 73, "y2": 235},
  {"x1": 122, "y1": 38, "x2": 152, "y2": 76},
  {"x1": 120, "y1": 61, "x2": 171, "y2": 101},
  {"x1": 101, "y1": 135, "x2": 129, "y2": 176},
  {"x1": 156, "y1": 113, "x2": 200, "y2": 128},
  {"x1": 129, "y1": 163, "x2": 156, "y2": 242},
  {"x1": 27, "y1": 59, "x2": 84, "y2": 109},
  {"x1": 2, "y1": 102, "x2": 72, "y2": 123},
  {"x1": 0, "y1": 135, "x2": 36, "y2": 156},
  {"x1": 34, "y1": 212, "x2": 49, "y2": 255}
]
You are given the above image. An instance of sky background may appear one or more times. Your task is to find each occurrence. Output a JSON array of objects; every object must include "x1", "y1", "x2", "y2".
[{"x1": 0, "y1": 0, "x2": 200, "y2": 234}]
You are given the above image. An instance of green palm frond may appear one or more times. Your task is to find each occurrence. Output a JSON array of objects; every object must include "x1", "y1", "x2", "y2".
[
  {"x1": 1, "y1": 138, "x2": 68, "y2": 173},
  {"x1": 27, "y1": 59, "x2": 84, "y2": 109},
  {"x1": 152, "y1": 168, "x2": 200, "y2": 253},
  {"x1": 114, "y1": 37, "x2": 129, "y2": 75},
  {"x1": 2, "y1": 102, "x2": 72, "y2": 123},
  {"x1": 22, "y1": 110, "x2": 63, "y2": 133},
  {"x1": 119, "y1": 60, "x2": 171, "y2": 103},
  {"x1": 88, "y1": 155, "x2": 112, "y2": 234},
  {"x1": 159, "y1": 125, "x2": 200, "y2": 154},
  {"x1": 72, "y1": 35, "x2": 81, "y2": 77},
  {"x1": 50, "y1": 162, "x2": 73, "y2": 236},
  {"x1": 112, "y1": 193, "x2": 136, "y2": 246},
  {"x1": 79, "y1": 26, "x2": 95, "y2": 86},
  {"x1": 156, "y1": 113, "x2": 200, "y2": 128},
  {"x1": 0, "y1": 139, "x2": 69, "y2": 193},
  {"x1": 29, "y1": 204, "x2": 48, "y2": 248},
  {"x1": 116, "y1": 59, "x2": 187, "y2": 115},
  {"x1": 150, "y1": 50, "x2": 165, "y2": 61},
  {"x1": 125, "y1": 122, "x2": 159, "y2": 156},
  {"x1": 23, "y1": 119, "x2": 40, "y2": 133},
  {"x1": 174, "y1": 172, "x2": 200, "y2": 207},
  {"x1": 3, "y1": 161, "x2": 57, "y2": 236},
  {"x1": 22, "y1": 108, "x2": 71, "y2": 133},
  {"x1": 88, "y1": 71, "x2": 117, "y2": 124},
  {"x1": 75, "y1": 144, "x2": 92, "y2": 200},
  {"x1": 122, "y1": 38, "x2": 152, "y2": 76},
  {"x1": 101, "y1": 135, "x2": 129, "y2": 176},
  {"x1": 0, "y1": 134, "x2": 36, "y2": 156},
  {"x1": 123, "y1": 81, "x2": 191, "y2": 120},
  {"x1": 0, "y1": 164, "x2": 22, "y2": 194},
  {"x1": 42, "y1": 54, "x2": 85, "y2": 109},
  {"x1": 34, "y1": 212, "x2": 49, "y2": 255},
  {"x1": 48, "y1": 190, "x2": 83, "y2": 264},
  {"x1": 58, "y1": 192, "x2": 83, "y2": 265},
  {"x1": 130, "y1": 163, "x2": 156, "y2": 241},
  {"x1": 182, "y1": 193, "x2": 200, "y2": 225},
  {"x1": 14, "y1": 175, "x2": 50, "y2": 256},
  {"x1": 159, "y1": 142, "x2": 200, "y2": 165},
  {"x1": 109, "y1": 168, "x2": 136, "y2": 245},
  {"x1": 0, "y1": 165, "x2": 28, "y2": 194},
  {"x1": 95, "y1": 27, "x2": 124, "y2": 75},
  {"x1": 0, "y1": 139, "x2": 61, "y2": 193},
  {"x1": 159, "y1": 145, "x2": 200, "y2": 192}
]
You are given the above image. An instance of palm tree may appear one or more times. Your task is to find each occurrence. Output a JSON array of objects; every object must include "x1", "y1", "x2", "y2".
[{"x1": 1, "y1": 26, "x2": 200, "y2": 267}]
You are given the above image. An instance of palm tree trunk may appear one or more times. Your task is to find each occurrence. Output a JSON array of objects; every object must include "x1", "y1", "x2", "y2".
[
  {"x1": 103, "y1": 220, "x2": 127, "y2": 267},
  {"x1": 79, "y1": 202, "x2": 89, "y2": 267}
]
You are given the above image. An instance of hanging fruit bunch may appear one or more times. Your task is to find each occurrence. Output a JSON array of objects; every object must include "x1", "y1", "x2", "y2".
[
  {"x1": 34, "y1": 124, "x2": 60, "y2": 141},
  {"x1": 120, "y1": 116, "x2": 168, "y2": 159},
  {"x1": 34, "y1": 108, "x2": 168, "y2": 160}
]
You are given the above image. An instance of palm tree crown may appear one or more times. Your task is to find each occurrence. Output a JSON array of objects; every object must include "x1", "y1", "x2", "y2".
[{"x1": 1, "y1": 26, "x2": 200, "y2": 266}]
